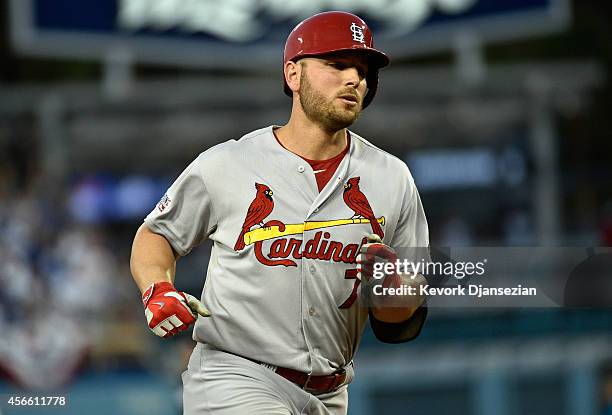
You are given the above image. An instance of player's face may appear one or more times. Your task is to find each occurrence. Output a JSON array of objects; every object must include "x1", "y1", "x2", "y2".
[{"x1": 298, "y1": 52, "x2": 369, "y2": 132}]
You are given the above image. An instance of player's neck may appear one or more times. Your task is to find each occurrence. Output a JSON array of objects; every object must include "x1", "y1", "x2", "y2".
[{"x1": 275, "y1": 117, "x2": 348, "y2": 161}]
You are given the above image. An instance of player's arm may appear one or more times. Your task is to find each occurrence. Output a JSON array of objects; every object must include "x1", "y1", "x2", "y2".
[
  {"x1": 130, "y1": 223, "x2": 179, "y2": 293},
  {"x1": 133, "y1": 155, "x2": 215, "y2": 338},
  {"x1": 367, "y1": 269, "x2": 428, "y2": 343},
  {"x1": 357, "y1": 235, "x2": 429, "y2": 343},
  {"x1": 369, "y1": 272, "x2": 427, "y2": 323},
  {"x1": 358, "y1": 235, "x2": 426, "y2": 323},
  {"x1": 368, "y1": 305, "x2": 428, "y2": 344},
  {"x1": 365, "y1": 165, "x2": 430, "y2": 341},
  {"x1": 130, "y1": 223, "x2": 210, "y2": 339}
]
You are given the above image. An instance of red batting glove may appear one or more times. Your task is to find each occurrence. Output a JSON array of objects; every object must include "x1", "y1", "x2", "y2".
[
  {"x1": 357, "y1": 237, "x2": 402, "y2": 290},
  {"x1": 142, "y1": 282, "x2": 197, "y2": 338}
]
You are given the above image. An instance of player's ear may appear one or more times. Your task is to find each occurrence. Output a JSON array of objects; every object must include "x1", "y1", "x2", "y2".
[{"x1": 284, "y1": 60, "x2": 301, "y2": 94}]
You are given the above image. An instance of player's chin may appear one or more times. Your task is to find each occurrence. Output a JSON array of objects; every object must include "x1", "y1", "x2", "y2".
[
  {"x1": 328, "y1": 113, "x2": 358, "y2": 129},
  {"x1": 341, "y1": 109, "x2": 361, "y2": 124},
  {"x1": 333, "y1": 103, "x2": 361, "y2": 119}
]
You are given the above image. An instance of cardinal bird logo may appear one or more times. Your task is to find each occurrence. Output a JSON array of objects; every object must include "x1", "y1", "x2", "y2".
[
  {"x1": 343, "y1": 177, "x2": 384, "y2": 238},
  {"x1": 234, "y1": 183, "x2": 275, "y2": 251}
]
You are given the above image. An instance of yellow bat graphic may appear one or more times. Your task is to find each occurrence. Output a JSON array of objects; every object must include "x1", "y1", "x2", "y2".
[{"x1": 243, "y1": 217, "x2": 385, "y2": 245}]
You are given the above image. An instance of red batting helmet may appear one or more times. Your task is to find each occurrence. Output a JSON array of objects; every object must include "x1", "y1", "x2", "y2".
[{"x1": 283, "y1": 11, "x2": 390, "y2": 109}]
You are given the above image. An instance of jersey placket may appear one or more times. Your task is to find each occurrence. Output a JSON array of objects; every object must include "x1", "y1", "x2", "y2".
[
  {"x1": 300, "y1": 145, "x2": 352, "y2": 373},
  {"x1": 284, "y1": 153, "x2": 323, "y2": 375}
]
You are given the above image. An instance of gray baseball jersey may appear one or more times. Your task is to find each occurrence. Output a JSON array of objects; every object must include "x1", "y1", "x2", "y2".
[{"x1": 145, "y1": 126, "x2": 429, "y2": 375}]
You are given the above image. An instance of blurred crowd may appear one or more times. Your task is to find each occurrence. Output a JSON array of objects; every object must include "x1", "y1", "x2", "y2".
[{"x1": 0, "y1": 145, "x2": 156, "y2": 389}]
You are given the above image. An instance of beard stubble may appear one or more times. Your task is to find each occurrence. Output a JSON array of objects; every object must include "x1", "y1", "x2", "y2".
[{"x1": 298, "y1": 70, "x2": 362, "y2": 133}]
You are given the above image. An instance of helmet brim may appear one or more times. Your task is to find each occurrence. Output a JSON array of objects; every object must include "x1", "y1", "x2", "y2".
[{"x1": 287, "y1": 47, "x2": 389, "y2": 70}]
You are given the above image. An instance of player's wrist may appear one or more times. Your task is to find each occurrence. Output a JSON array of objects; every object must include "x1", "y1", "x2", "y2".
[
  {"x1": 370, "y1": 305, "x2": 417, "y2": 323},
  {"x1": 142, "y1": 281, "x2": 179, "y2": 307},
  {"x1": 365, "y1": 270, "x2": 426, "y2": 312}
]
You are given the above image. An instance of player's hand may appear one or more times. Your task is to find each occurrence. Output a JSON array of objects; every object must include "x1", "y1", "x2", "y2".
[
  {"x1": 358, "y1": 234, "x2": 426, "y2": 317},
  {"x1": 141, "y1": 281, "x2": 209, "y2": 338},
  {"x1": 356, "y1": 234, "x2": 401, "y2": 289}
]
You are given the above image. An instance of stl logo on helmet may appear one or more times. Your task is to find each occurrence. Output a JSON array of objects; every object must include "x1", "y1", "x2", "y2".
[{"x1": 350, "y1": 22, "x2": 366, "y2": 44}]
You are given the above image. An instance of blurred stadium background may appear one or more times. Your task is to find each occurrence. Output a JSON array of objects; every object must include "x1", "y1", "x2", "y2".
[{"x1": 0, "y1": 1, "x2": 611, "y2": 414}]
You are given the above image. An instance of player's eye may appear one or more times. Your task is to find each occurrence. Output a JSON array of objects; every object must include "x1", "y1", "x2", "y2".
[{"x1": 328, "y1": 61, "x2": 367, "y2": 79}]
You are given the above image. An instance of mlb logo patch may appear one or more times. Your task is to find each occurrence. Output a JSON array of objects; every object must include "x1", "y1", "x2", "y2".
[{"x1": 157, "y1": 194, "x2": 171, "y2": 212}]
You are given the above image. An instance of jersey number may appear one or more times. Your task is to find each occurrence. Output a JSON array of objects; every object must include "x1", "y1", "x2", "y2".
[{"x1": 339, "y1": 268, "x2": 360, "y2": 309}]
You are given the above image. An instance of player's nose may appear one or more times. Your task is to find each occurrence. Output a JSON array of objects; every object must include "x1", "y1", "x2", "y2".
[{"x1": 342, "y1": 66, "x2": 362, "y2": 87}]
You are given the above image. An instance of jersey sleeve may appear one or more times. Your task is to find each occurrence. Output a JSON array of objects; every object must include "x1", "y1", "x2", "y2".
[
  {"x1": 144, "y1": 155, "x2": 217, "y2": 256},
  {"x1": 389, "y1": 170, "x2": 429, "y2": 250}
]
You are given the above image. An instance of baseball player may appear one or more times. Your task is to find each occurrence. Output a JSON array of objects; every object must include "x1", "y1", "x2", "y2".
[{"x1": 130, "y1": 11, "x2": 429, "y2": 415}]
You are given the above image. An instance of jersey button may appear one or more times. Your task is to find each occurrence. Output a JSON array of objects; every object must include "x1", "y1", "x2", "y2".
[
  {"x1": 309, "y1": 265, "x2": 316, "y2": 274},
  {"x1": 309, "y1": 307, "x2": 316, "y2": 316},
  {"x1": 297, "y1": 165, "x2": 305, "y2": 173}
]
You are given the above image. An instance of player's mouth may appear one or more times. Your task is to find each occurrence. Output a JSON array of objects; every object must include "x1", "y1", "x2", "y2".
[{"x1": 338, "y1": 94, "x2": 359, "y2": 106}]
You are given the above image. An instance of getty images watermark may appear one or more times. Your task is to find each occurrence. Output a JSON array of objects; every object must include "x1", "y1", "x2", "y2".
[
  {"x1": 360, "y1": 246, "x2": 612, "y2": 309},
  {"x1": 370, "y1": 256, "x2": 537, "y2": 299},
  {"x1": 362, "y1": 247, "x2": 612, "y2": 308},
  {"x1": 360, "y1": 246, "x2": 574, "y2": 309}
]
